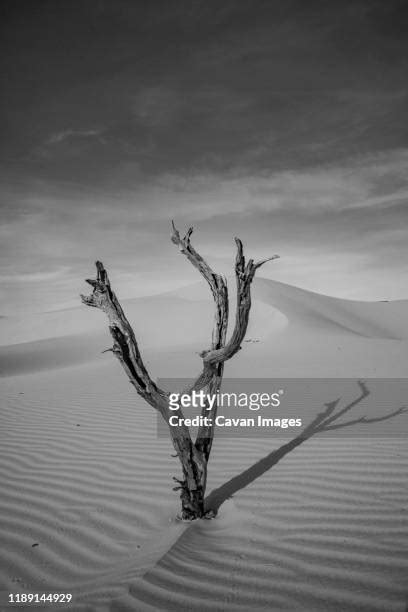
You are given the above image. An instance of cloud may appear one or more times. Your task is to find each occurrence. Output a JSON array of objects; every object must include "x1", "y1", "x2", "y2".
[
  {"x1": 132, "y1": 87, "x2": 182, "y2": 127},
  {"x1": 1, "y1": 0, "x2": 407, "y2": 317},
  {"x1": 46, "y1": 128, "x2": 105, "y2": 145},
  {"x1": 142, "y1": 147, "x2": 408, "y2": 220},
  {"x1": 0, "y1": 267, "x2": 70, "y2": 283}
]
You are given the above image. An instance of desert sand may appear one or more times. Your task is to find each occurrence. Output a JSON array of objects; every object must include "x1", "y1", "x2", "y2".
[{"x1": 1, "y1": 278, "x2": 407, "y2": 611}]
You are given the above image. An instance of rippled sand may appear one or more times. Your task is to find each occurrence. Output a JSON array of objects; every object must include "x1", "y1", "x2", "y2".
[{"x1": 1, "y1": 279, "x2": 408, "y2": 611}]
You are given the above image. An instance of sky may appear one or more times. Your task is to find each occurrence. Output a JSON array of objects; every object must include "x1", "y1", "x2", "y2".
[{"x1": 1, "y1": 0, "x2": 408, "y2": 315}]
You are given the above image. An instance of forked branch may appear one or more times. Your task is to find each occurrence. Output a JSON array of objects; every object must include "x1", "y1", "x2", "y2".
[
  {"x1": 202, "y1": 238, "x2": 278, "y2": 366},
  {"x1": 171, "y1": 222, "x2": 229, "y2": 459},
  {"x1": 171, "y1": 223, "x2": 279, "y2": 460},
  {"x1": 180, "y1": 232, "x2": 279, "y2": 393},
  {"x1": 81, "y1": 260, "x2": 208, "y2": 519},
  {"x1": 171, "y1": 222, "x2": 229, "y2": 352}
]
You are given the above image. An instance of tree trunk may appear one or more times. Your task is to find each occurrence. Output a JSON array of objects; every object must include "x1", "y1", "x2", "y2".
[
  {"x1": 178, "y1": 457, "x2": 207, "y2": 520},
  {"x1": 171, "y1": 437, "x2": 207, "y2": 519}
]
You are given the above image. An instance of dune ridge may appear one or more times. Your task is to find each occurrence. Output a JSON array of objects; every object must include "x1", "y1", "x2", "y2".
[{"x1": 2, "y1": 278, "x2": 408, "y2": 378}]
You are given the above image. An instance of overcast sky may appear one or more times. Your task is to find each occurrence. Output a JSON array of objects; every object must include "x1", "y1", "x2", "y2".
[{"x1": 1, "y1": 0, "x2": 408, "y2": 315}]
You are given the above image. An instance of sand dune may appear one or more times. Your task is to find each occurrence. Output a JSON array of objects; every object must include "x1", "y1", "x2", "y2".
[
  {"x1": 2, "y1": 277, "x2": 407, "y2": 348},
  {"x1": 254, "y1": 278, "x2": 408, "y2": 340},
  {"x1": 1, "y1": 281, "x2": 408, "y2": 611},
  {"x1": 0, "y1": 294, "x2": 214, "y2": 347},
  {"x1": 2, "y1": 278, "x2": 408, "y2": 377}
]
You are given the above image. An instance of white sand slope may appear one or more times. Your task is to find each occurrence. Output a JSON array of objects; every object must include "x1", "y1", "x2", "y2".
[
  {"x1": 1, "y1": 280, "x2": 408, "y2": 611},
  {"x1": 1, "y1": 278, "x2": 408, "y2": 377}
]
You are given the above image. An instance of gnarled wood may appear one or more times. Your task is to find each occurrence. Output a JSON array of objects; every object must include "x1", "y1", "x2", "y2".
[
  {"x1": 186, "y1": 237, "x2": 279, "y2": 393},
  {"x1": 171, "y1": 223, "x2": 230, "y2": 463},
  {"x1": 81, "y1": 224, "x2": 278, "y2": 519},
  {"x1": 81, "y1": 260, "x2": 206, "y2": 519},
  {"x1": 171, "y1": 222, "x2": 229, "y2": 353},
  {"x1": 202, "y1": 238, "x2": 279, "y2": 365}
]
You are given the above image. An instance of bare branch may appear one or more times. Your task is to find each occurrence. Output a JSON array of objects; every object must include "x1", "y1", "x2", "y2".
[
  {"x1": 170, "y1": 224, "x2": 279, "y2": 460},
  {"x1": 171, "y1": 222, "x2": 229, "y2": 459},
  {"x1": 202, "y1": 238, "x2": 279, "y2": 367},
  {"x1": 81, "y1": 259, "x2": 211, "y2": 519},
  {"x1": 170, "y1": 227, "x2": 279, "y2": 391},
  {"x1": 253, "y1": 254, "x2": 280, "y2": 271},
  {"x1": 81, "y1": 261, "x2": 169, "y2": 413},
  {"x1": 171, "y1": 222, "x2": 229, "y2": 352}
]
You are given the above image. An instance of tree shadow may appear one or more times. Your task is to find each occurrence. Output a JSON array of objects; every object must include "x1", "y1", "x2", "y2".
[{"x1": 204, "y1": 381, "x2": 407, "y2": 515}]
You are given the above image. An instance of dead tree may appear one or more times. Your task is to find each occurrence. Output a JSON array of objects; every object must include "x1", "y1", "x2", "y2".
[{"x1": 81, "y1": 223, "x2": 279, "y2": 520}]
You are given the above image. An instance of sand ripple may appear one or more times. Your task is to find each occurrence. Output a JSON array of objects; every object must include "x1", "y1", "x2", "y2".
[{"x1": 1, "y1": 363, "x2": 408, "y2": 611}]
